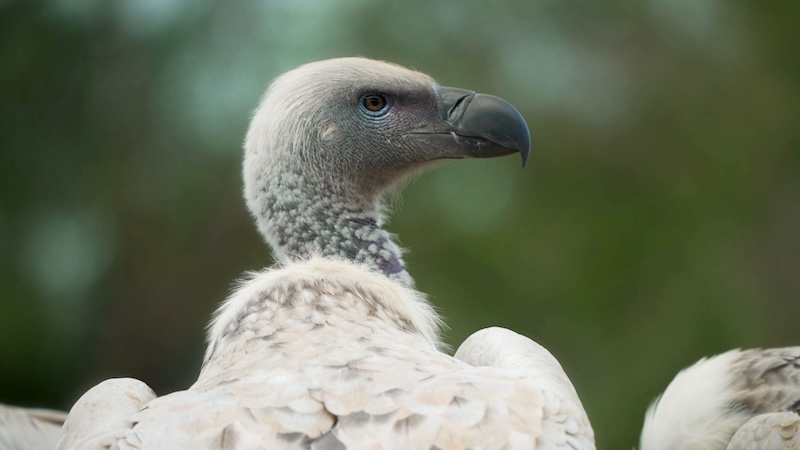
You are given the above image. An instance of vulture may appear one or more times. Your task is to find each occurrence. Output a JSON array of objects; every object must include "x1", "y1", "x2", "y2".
[
  {"x1": 640, "y1": 347, "x2": 800, "y2": 450},
  {"x1": 5, "y1": 57, "x2": 596, "y2": 449}
]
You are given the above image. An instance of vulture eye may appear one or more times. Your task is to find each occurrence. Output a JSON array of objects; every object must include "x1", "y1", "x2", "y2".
[{"x1": 360, "y1": 94, "x2": 391, "y2": 116}]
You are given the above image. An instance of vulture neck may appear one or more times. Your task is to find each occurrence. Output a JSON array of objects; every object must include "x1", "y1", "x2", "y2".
[{"x1": 259, "y1": 170, "x2": 413, "y2": 287}]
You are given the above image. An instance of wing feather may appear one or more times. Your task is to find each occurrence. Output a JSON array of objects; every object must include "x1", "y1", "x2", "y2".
[
  {"x1": 727, "y1": 412, "x2": 800, "y2": 450},
  {"x1": 455, "y1": 327, "x2": 595, "y2": 449},
  {"x1": 59, "y1": 378, "x2": 156, "y2": 449},
  {"x1": 0, "y1": 404, "x2": 66, "y2": 450}
]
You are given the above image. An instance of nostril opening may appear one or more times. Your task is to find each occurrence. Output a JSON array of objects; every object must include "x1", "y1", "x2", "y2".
[{"x1": 448, "y1": 93, "x2": 474, "y2": 121}]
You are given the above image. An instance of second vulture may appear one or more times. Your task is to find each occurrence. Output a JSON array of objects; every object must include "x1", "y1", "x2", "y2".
[
  {"x1": 58, "y1": 57, "x2": 595, "y2": 449},
  {"x1": 640, "y1": 347, "x2": 800, "y2": 450}
]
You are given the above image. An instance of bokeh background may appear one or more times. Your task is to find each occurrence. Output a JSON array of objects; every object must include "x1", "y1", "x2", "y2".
[{"x1": 1, "y1": 1, "x2": 798, "y2": 447}]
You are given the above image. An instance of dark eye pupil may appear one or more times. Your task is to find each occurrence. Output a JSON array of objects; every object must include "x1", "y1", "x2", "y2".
[{"x1": 364, "y1": 95, "x2": 386, "y2": 112}]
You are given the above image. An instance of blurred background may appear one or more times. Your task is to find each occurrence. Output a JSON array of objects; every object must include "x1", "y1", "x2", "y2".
[{"x1": 1, "y1": 0, "x2": 798, "y2": 447}]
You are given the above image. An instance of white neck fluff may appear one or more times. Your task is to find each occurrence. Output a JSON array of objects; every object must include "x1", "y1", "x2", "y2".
[{"x1": 204, "y1": 257, "x2": 444, "y2": 364}]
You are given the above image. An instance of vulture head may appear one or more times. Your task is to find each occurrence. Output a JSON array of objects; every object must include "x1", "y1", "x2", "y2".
[{"x1": 243, "y1": 57, "x2": 530, "y2": 284}]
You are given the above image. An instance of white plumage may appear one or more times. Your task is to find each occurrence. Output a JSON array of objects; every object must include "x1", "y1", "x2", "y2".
[
  {"x1": 640, "y1": 347, "x2": 800, "y2": 450},
  {"x1": 60, "y1": 259, "x2": 593, "y2": 448},
  {"x1": 54, "y1": 58, "x2": 595, "y2": 449}
]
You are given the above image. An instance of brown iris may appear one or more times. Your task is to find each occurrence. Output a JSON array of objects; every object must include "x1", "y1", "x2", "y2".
[{"x1": 362, "y1": 94, "x2": 387, "y2": 112}]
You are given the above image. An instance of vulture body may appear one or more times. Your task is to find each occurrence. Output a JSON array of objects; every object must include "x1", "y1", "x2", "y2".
[
  {"x1": 640, "y1": 347, "x2": 800, "y2": 450},
  {"x1": 15, "y1": 57, "x2": 595, "y2": 449},
  {"x1": 63, "y1": 260, "x2": 592, "y2": 449}
]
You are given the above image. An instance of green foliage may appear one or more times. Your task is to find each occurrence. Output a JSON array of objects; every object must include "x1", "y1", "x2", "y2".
[{"x1": 1, "y1": 1, "x2": 798, "y2": 447}]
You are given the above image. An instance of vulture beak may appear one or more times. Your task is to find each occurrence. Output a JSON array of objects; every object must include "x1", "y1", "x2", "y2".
[{"x1": 414, "y1": 86, "x2": 531, "y2": 167}]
